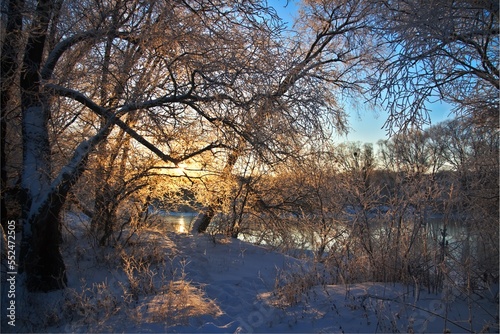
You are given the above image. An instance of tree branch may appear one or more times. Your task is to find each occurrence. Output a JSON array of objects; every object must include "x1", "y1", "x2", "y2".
[
  {"x1": 46, "y1": 84, "x2": 180, "y2": 165},
  {"x1": 46, "y1": 84, "x2": 223, "y2": 165},
  {"x1": 41, "y1": 30, "x2": 99, "y2": 80}
]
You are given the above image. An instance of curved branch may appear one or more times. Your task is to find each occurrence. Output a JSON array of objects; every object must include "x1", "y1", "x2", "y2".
[
  {"x1": 41, "y1": 30, "x2": 99, "y2": 80},
  {"x1": 42, "y1": 30, "x2": 137, "y2": 81},
  {"x1": 46, "y1": 84, "x2": 222, "y2": 165}
]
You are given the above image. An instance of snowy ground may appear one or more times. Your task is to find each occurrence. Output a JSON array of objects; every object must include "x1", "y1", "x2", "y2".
[{"x1": 4, "y1": 212, "x2": 499, "y2": 333}]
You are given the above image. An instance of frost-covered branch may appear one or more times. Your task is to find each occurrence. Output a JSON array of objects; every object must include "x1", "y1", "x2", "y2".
[
  {"x1": 46, "y1": 84, "x2": 225, "y2": 165},
  {"x1": 370, "y1": 0, "x2": 499, "y2": 131},
  {"x1": 41, "y1": 30, "x2": 100, "y2": 81}
]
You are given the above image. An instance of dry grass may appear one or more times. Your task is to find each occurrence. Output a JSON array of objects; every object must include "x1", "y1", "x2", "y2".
[
  {"x1": 62, "y1": 280, "x2": 120, "y2": 331},
  {"x1": 272, "y1": 262, "x2": 326, "y2": 307},
  {"x1": 134, "y1": 279, "x2": 223, "y2": 326}
]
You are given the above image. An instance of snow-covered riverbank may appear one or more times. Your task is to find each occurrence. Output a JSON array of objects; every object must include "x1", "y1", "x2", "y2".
[{"x1": 3, "y1": 212, "x2": 498, "y2": 333}]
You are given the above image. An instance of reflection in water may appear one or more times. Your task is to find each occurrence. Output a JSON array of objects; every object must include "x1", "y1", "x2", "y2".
[
  {"x1": 160, "y1": 213, "x2": 197, "y2": 233},
  {"x1": 178, "y1": 219, "x2": 186, "y2": 233},
  {"x1": 161, "y1": 213, "x2": 472, "y2": 256},
  {"x1": 240, "y1": 216, "x2": 473, "y2": 254}
]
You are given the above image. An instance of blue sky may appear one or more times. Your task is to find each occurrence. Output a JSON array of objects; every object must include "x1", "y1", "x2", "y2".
[
  {"x1": 269, "y1": 0, "x2": 456, "y2": 144},
  {"x1": 342, "y1": 101, "x2": 453, "y2": 144}
]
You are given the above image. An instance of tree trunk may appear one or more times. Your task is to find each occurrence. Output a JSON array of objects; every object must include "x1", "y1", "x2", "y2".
[
  {"x1": 17, "y1": 0, "x2": 114, "y2": 287},
  {"x1": 97, "y1": 199, "x2": 119, "y2": 246},
  {"x1": 1, "y1": 0, "x2": 25, "y2": 232},
  {"x1": 14, "y1": 0, "x2": 120, "y2": 291},
  {"x1": 196, "y1": 143, "x2": 243, "y2": 234},
  {"x1": 193, "y1": 207, "x2": 216, "y2": 234},
  {"x1": 22, "y1": 127, "x2": 112, "y2": 291},
  {"x1": 18, "y1": 0, "x2": 65, "y2": 292},
  {"x1": 23, "y1": 193, "x2": 68, "y2": 291},
  {"x1": 91, "y1": 181, "x2": 115, "y2": 245}
]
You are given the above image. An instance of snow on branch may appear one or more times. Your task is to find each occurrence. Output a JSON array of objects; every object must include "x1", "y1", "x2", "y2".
[
  {"x1": 41, "y1": 30, "x2": 100, "y2": 81},
  {"x1": 28, "y1": 120, "x2": 114, "y2": 221},
  {"x1": 42, "y1": 30, "x2": 139, "y2": 81}
]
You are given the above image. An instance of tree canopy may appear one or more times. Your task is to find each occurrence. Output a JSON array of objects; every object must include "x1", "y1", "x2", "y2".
[{"x1": 0, "y1": 0, "x2": 497, "y2": 292}]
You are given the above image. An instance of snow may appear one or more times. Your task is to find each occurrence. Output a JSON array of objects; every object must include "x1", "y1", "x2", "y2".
[
  {"x1": 21, "y1": 106, "x2": 51, "y2": 210},
  {"x1": 7, "y1": 212, "x2": 499, "y2": 333},
  {"x1": 24, "y1": 126, "x2": 107, "y2": 227}
]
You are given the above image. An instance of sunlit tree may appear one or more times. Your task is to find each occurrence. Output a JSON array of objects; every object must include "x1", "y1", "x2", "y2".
[
  {"x1": 191, "y1": 0, "x2": 380, "y2": 233},
  {"x1": 2, "y1": 0, "x2": 378, "y2": 291},
  {"x1": 2, "y1": 0, "x2": 292, "y2": 291}
]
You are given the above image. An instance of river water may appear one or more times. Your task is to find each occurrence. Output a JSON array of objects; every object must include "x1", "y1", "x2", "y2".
[
  {"x1": 155, "y1": 211, "x2": 198, "y2": 233},
  {"x1": 165, "y1": 212, "x2": 488, "y2": 266},
  {"x1": 158, "y1": 211, "x2": 471, "y2": 251}
]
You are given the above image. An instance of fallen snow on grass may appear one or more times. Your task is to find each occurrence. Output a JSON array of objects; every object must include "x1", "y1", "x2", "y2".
[{"x1": 9, "y1": 213, "x2": 499, "y2": 333}]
